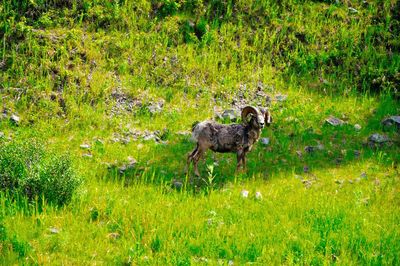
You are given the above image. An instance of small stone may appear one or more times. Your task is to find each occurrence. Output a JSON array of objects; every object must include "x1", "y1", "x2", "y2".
[
  {"x1": 118, "y1": 159, "x2": 136, "y2": 174},
  {"x1": 360, "y1": 172, "x2": 367, "y2": 179},
  {"x1": 294, "y1": 175, "x2": 303, "y2": 180},
  {"x1": 368, "y1": 133, "x2": 390, "y2": 143},
  {"x1": 354, "y1": 150, "x2": 361, "y2": 157},
  {"x1": 382, "y1": 116, "x2": 400, "y2": 131},
  {"x1": 80, "y1": 144, "x2": 91, "y2": 149},
  {"x1": 127, "y1": 157, "x2": 137, "y2": 164},
  {"x1": 82, "y1": 153, "x2": 93, "y2": 158},
  {"x1": 108, "y1": 232, "x2": 120, "y2": 239},
  {"x1": 240, "y1": 190, "x2": 249, "y2": 198},
  {"x1": 335, "y1": 179, "x2": 344, "y2": 185},
  {"x1": 316, "y1": 144, "x2": 325, "y2": 150},
  {"x1": 257, "y1": 81, "x2": 264, "y2": 90},
  {"x1": 354, "y1": 124, "x2": 362, "y2": 131},
  {"x1": 142, "y1": 132, "x2": 158, "y2": 141},
  {"x1": 171, "y1": 180, "x2": 183, "y2": 190},
  {"x1": 255, "y1": 191, "x2": 262, "y2": 200},
  {"x1": 325, "y1": 116, "x2": 345, "y2": 126},
  {"x1": 221, "y1": 109, "x2": 239, "y2": 122},
  {"x1": 121, "y1": 137, "x2": 131, "y2": 144},
  {"x1": 177, "y1": 131, "x2": 190, "y2": 136},
  {"x1": 95, "y1": 138, "x2": 104, "y2": 145},
  {"x1": 147, "y1": 100, "x2": 164, "y2": 115},
  {"x1": 49, "y1": 227, "x2": 60, "y2": 234},
  {"x1": 303, "y1": 165, "x2": 310, "y2": 173},
  {"x1": 10, "y1": 114, "x2": 20, "y2": 124},
  {"x1": 348, "y1": 7, "x2": 359, "y2": 13},
  {"x1": 304, "y1": 146, "x2": 315, "y2": 153},
  {"x1": 302, "y1": 179, "x2": 312, "y2": 189},
  {"x1": 260, "y1": 137, "x2": 270, "y2": 146},
  {"x1": 275, "y1": 94, "x2": 287, "y2": 102},
  {"x1": 361, "y1": 197, "x2": 369, "y2": 205}
]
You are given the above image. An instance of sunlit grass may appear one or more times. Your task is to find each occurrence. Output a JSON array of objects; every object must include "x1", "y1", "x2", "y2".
[{"x1": 0, "y1": 0, "x2": 399, "y2": 264}]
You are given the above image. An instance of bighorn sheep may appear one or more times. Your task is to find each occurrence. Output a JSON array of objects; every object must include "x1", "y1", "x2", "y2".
[{"x1": 186, "y1": 106, "x2": 272, "y2": 176}]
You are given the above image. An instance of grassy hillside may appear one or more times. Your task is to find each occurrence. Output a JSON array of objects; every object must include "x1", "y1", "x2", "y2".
[{"x1": 1, "y1": 0, "x2": 399, "y2": 264}]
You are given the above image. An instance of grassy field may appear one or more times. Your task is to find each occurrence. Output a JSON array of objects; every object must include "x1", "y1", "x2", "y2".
[{"x1": 1, "y1": 0, "x2": 399, "y2": 264}]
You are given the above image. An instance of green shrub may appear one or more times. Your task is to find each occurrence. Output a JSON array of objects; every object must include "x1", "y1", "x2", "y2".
[{"x1": 0, "y1": 140, "x2": 81, "y2": 207}]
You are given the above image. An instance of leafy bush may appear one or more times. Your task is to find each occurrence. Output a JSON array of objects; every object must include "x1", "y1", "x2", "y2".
[{"x1": 0, "y1": 140, "x2": 81, "y2": 207}]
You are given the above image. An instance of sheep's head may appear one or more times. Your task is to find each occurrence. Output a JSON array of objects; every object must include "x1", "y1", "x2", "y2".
[
  {"x1": 241, "y1": 106, "x2": 272, "y2": 129},
  {"x1": 262, "y1": 108, "x2": 272, "y2": 127},
  {"x1": 240, "y1": 106, "x2": 265, "y2": 129}
]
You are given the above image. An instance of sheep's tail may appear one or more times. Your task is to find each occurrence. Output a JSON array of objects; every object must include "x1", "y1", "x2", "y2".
[{"x1": 191, "y1": 121, "x2": 208, "y2": 142}]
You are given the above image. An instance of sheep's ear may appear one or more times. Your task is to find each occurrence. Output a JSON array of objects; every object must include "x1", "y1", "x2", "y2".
[{"x1": 264, "y1": 110, "x2": 272, "y2": 126}]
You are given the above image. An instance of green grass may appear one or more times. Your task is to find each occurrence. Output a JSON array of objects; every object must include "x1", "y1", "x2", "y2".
[{"x1": 0, "y1": 0, "x2": 399, "y2": 264}]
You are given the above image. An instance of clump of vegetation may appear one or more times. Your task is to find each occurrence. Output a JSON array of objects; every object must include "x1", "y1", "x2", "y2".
[{"x1": 0, "y1": 140, "x2": 81, "y2": 207}]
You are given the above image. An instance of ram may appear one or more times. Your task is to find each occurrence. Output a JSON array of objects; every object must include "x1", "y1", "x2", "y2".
[{"x1": 186, "y1": 106, "x2": 272, "y2": 176}]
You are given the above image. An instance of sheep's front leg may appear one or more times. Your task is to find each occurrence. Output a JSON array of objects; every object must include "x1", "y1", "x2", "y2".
[
  {"x1": 242, "y1": 153, "x2": 247, "y2": 170},
  {"x1": 193, "y1": 147, "x2": 206, "y2": 177},
  {"x1": 236, "y1": 150, "x2": 245, "y2": 171}
]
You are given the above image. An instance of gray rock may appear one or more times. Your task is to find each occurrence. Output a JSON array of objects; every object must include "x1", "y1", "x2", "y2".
[
  {"x1": 303, "y1": 165, "x2": 310, "y2": 173},
  {"x1": 49, "y1": 227, "x2": 60, "y2": 234},
  {"x1": 360, "y1": 172, "x2": 367, "y2": 179},
  {"x1": 304, "y1": 146, "x2": 315, "y2": 153},
  {"x1": 325, "y1": 116, "x2": 345, "y2": 126},
  {"x1": 118, "y1": 158, "x2": 137, "y2": 174},
  {"x1": 348, "y1": 7, "x2": 358, "y2": 13},
  {"x1": 354, "y1": 124, "x2": 362, "y2": 131},
  {"x1": 368, "y1": 133, "x2": 390, "y2": 143},
  {"x1": 177, "y1": 131, "x2": 190, "y2": 136},
  {"x1": 316, "y1": 144, "x2": 325, "y2": 150},
  {"x1": 335, "y1": 179, "x2": 344, "y2": 185},
  {"x1": 171, "y1": 180, "x2": 183, "y2": 190},
  {"x1": 108, "y1": 232, "x2": 120, "y2": 239},
  {"x1": 147, "y1": 100, "x2": 164, "y2": 115},
  {"x1": 221, "y1": 109, "x2": 239, "y2": 122},
  {"x1": 382, "y1": 116, "x2": 400, "y2": 131},
  {"x1": 275, "y1": 94, "x2": 287, "y2": 102},
  {"x1": 257, "y1": 81, "x2": 264, "y2": 90},
  {"x1": 94, "y1": 138, "x2": 104, "y2": 145},
  {"x1": 260, "y1": 137, "x2": 270, "y2": 146},
  {"x1": 10, "y1": 114, "x2": 20, "y2": 124},
  {"x1": 80, "y1": 144, "x2": 91, "y2": 149},
  {"x1": 240, "y1": 190, "x2": 249, "y2": 198},
  {"x1": 302, "y1": 179, "x2": 312, "y2": 189},
  {"x1": 142, "y1": 132, "x2": 158, "y2": 141},
  {"x1": 304, "y1": 143, "x2": 324, "y2": 154},
  {"x1": 255, "y1": 191, "x2": 263, "y2": 200}
]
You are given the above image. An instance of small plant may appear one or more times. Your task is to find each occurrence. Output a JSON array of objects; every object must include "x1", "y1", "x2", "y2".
[
  {"x1": 204, "y1": 164, "x2": 216, "y2": 193},
  {"x1": 0, "y1": 140, "x2": 81, "y2": 207}
]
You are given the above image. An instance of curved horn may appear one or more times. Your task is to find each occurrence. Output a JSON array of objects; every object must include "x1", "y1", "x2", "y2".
[{"x1": 241, "y1": 106, "x2": 259, "y2": 125}]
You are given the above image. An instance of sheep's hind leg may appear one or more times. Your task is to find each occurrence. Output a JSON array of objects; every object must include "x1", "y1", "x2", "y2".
[{"x1": 193, "y1": 147, "x2": 206, "y2": 177}]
